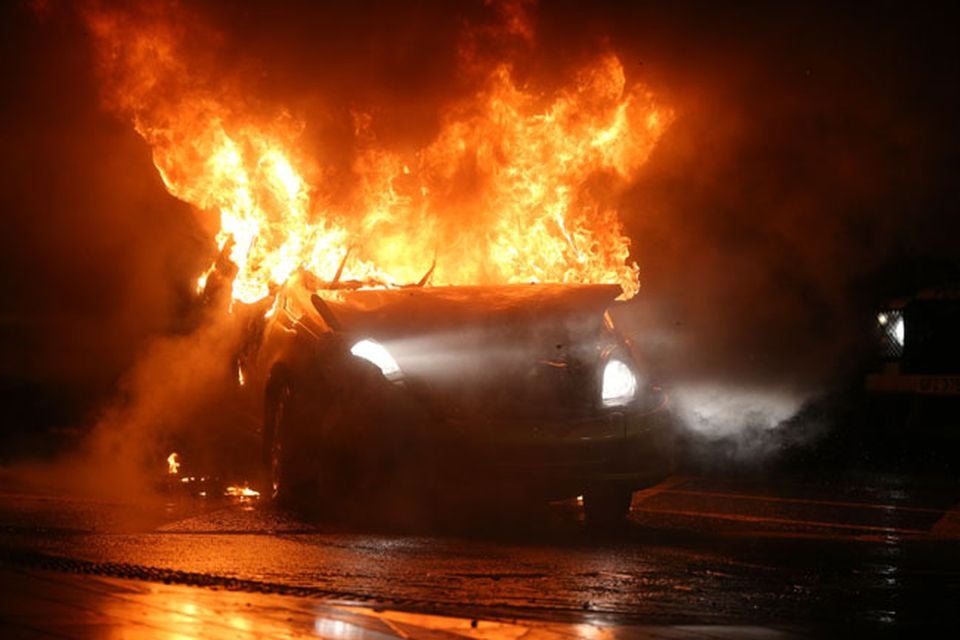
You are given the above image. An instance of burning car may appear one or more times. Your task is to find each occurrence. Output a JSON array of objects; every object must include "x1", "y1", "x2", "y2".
[
  {"x1": 80, "y1": 0, "x2": 678, "y2": 523},
  {"x1": 230, "y1": 271, "x2": 673, "y2": 523}
]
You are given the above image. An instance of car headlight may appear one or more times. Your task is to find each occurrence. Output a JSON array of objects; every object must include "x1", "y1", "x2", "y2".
[
  {"x1": 350, "y1": 339, "x2": 402, "y2": 380},
  {"x1": 877, "y1": 310, "x2": 905, "y2": 357},
  {"x1": 601, "y1": 358, "x2": 638, "y2": 407}
]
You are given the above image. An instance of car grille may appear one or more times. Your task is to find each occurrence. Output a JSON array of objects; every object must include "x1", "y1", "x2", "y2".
[
  {"x1": 412, "y1": 353, "x2": 601, "y2": 422},
  {"x1": 482, "y1": 358, "x2": 597, "y2": 420}
]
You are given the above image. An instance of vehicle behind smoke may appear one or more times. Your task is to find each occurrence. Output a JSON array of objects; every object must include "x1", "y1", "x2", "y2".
[{"x1": 866, "y1": 284, "x2": 960, "y2": 432}]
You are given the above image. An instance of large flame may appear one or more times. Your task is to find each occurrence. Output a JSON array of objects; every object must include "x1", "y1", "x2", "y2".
[{"x1": 85, "y1": 4, "x2": 671, "y2": 304}]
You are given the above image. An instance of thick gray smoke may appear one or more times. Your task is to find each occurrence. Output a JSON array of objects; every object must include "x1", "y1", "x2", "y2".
[
  {"x1": 597, "y1": 3, "x2": 960, "y2": 462},
  {"x1": 6, "y1": 299, "x2": 246, "y2": 502}
]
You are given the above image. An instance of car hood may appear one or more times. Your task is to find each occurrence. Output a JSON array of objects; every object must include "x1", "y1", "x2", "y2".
[{"x1": 314, "y1": 283, "x2": 622, "y2": 338}]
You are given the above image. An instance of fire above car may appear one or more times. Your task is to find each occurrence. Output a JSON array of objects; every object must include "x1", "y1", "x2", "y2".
[{"x1": 233, "y1": 274, "x2": 674, "y2": 523}]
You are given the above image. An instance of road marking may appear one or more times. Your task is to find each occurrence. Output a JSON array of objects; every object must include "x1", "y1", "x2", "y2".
[
  {"x1": 630, "y1": 476, "x2": 691, "y2": 509},
  {"x1": 930, "y1": 504, "x2": 960, "y2": 539}
]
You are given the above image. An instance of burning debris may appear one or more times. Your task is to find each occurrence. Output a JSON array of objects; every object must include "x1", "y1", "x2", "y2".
[
  {"x1": 224, "y1": 485, "x2": 261, "y2": 500},
  {"x1": 160, "y1": 450, "x2": 262, "y2": 502},
  {"x1": 166, "y1": 452, "x2": 180, "y2": 475}
]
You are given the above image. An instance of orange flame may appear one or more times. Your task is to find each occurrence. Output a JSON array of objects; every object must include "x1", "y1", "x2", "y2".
[
  {"x1": 224, "y1": 485, "x2": 260, "y2": 499},
  {"x1": 85, "y1": 5, "x2": 671, "y2": 304},
  {"x1": 166, "y1": 452, "x2": 180, "y2": 475}
]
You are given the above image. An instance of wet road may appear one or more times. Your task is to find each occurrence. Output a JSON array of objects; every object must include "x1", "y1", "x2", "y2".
[{"x1": 2, "y1": 471, "x2": 960, "y2": 635}]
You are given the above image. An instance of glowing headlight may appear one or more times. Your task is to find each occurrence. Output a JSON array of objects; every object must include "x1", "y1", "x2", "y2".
[
  {"x1": 877, "y1": 310, "x2": 905, "y2": 355},
  {"x1": 350, "y1": 339, "x2": 401, "y2": 379},
  {"x1": 891, "y1": 316, "x2": 905, "y2": 347},
  {"x1": 601, "y1": 359, "x2": 638, "y2": 407}
]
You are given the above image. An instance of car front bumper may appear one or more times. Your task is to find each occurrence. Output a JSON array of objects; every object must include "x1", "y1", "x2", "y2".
[
  {"x1": 443, "y1": 403, "x2": 676, "y2": 500},
  {"x1": 300, "y1": 370, "x2": 677, "y2": 501}
]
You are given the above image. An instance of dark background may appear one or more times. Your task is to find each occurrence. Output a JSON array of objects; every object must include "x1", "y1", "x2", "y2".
[{"x1": 1, "y1": 0, "x2": 958, "y2": 456}]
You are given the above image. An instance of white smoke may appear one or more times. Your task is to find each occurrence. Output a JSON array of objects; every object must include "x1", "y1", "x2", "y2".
[{"x1": 668, "y1": 382, "x2": 829, "y2": 466}]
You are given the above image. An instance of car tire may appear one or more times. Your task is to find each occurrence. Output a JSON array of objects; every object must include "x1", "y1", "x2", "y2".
[
  {"x1": 264, "y1": 356, "x2": 429, "y2": 518},
  {"x1": 583, "y1": 485, "x2": 634, "y2": 527},
  {"x1": 263, "y1": 378, "x2": 315, "y2": 504}
]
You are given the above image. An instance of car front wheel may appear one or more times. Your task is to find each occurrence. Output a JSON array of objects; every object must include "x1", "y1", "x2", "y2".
[{"x1": 263, "y1": 378, "x2": 315, "y2": 504}]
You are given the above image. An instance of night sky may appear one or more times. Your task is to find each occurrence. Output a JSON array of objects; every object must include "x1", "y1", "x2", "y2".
[{"x1": 1, "y1": 1, "x2": 958, "y2": 449}]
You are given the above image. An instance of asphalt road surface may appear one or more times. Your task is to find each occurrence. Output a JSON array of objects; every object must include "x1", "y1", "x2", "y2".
[{"x1": 2, "y1": 466, "x2": 960, "y2": 637}]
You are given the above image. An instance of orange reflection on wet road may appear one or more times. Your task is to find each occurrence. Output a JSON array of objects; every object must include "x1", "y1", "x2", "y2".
[{"x1": 0, "y1": 569, "x2": 638, "y2": 640}]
